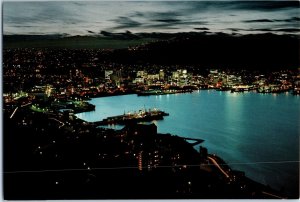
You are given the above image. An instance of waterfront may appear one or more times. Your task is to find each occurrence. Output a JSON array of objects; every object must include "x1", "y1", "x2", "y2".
[{"x1": 76, "y1": 90, "x2": 300, "y2": 196}]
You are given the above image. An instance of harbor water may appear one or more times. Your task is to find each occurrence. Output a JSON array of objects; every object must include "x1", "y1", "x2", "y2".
[{"x1": 76, "y1": 90, "x2": 299, "y2": 196}]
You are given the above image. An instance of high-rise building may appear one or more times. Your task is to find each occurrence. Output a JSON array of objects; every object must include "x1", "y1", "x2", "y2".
[
  {"x1": 138, "y1": 151, "x2": 143, "y2": 171},
  {"x1": 159, "y1": 69, "x2": 165, "y2": 80}
]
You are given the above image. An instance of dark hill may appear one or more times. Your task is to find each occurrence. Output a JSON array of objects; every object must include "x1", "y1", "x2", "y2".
[
  {"x1": 110, "y1": 32, "x2": 299, "y2": 70},
  {"x1": 3, "y1": 32, "x2": 299, "y2": 70}
]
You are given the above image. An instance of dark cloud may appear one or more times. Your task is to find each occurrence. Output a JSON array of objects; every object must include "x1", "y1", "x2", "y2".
[
  {"x1": 274, "y1": 28, "x2": 300, "y2": 32},
  {"x1": 87, "y1": 30, "x2": 95, "y2": 34},
  {"x1": 256, "y1": 17, "x2": 300, "y2": 23},
  {"x1": 143, "y1": 23, "x2": 180, "y2": 29},
  {"x1": 152, "y1": 11, "x2": 181, "y2": 19},
  {"x1": 142, "y1": 20, "x2": 208, "y2": 30},
  {"x1": 184, "y1": 21, "x2": 209, "y2": 26},
  {"x1": 290, "y1": 17, "x2": 300, "y2": 21},
  {"x1": 194, "y1": 27, "x2": 209, "y2": 31},
  {"x1": 113, "y1": 9, "x2": 208, "y2": 31},
  {"x1": 251, "y1": 28, "x2": 273, "y2": 32},
  {"x1": 155, "y1": 19, "x2": 181, "y2": 23},
  {"x1": 227, "y1": 27, "x2": 300, "y2": 33},
  {"x1": 112, "y1": 16, "x2": 141, "y2": 29},
  {"x1": 233, "y1": 1, "x2": 299, "y2": 11},
  {"x1": 146, "y1": 11, "x2": 183, "y2": 27},
  {"x1": 143, "y1": 7, "x2": 210, "y2": 29},
  {"x1": 281, "y1": 17, "x2": 300, "y2": 22},
  {"x1": 123, "y1": 10, "x2": 183, "y2": 30},
  {"x1": 11, "y1": 25, "x2": 35, "y2": 28},
  {"x1": 244, "y1": 19, "x2": 274, "y2": 23},
  {"x1": 243, "y1": 16, "x2": 300, "y2": 25},
  {"x1": 227, "y1": 28, "x2": 242, "y2": 32},
  {"x1": 179, "y1": 1, "x2": 298, "y2": 16}
]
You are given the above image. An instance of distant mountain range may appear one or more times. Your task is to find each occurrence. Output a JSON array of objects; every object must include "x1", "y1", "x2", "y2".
[{"x1": 3, "y1": 32, "x2": 300, "y2": 69}]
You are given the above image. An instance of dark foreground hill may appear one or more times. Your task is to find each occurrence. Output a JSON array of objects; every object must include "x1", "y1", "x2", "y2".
[{"x1": 3, "y1": 106, "x2": 291, "y2": 199}]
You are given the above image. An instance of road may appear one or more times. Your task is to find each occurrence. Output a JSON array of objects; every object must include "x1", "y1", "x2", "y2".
[
  {"x1": 49, "y1": 118, "x2": 65, "y2": 128},
  {"x1": 207, "y1": 156, "x2": 230, "y2": 178},
  {"x1": 10, "y1": 102, "x2": 33, "y2": 119},
  {"x1": 207, "y1": 155, "x2": 285, "y2": 199}
]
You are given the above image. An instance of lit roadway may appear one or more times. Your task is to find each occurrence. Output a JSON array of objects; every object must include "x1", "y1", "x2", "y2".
[
  {"x1": 207, "y1": 155, "x2": 285, "y2": 199},
  {"x1": 10, "y1": 107, "x2": 19, "y2": 119},
  {"x1": 21, "y1": 102, "x2": 32, "y2": 107},
  {"x1": 9, "y1": 102, "x2": 33, "y2": 119},
  {"x1": 207, "y1": 156, "x2": 230, "y2": 178},
  {"x1": 49, "y1": 118, "x2": 65, "y2": 128}
]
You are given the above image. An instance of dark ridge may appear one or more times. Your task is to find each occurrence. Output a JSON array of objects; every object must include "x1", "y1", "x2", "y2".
[
  {"x1": 3, "y1": 32, "x2": 300, "y2": 70},
  {"x1": 3, "y1": 34, "x2": 68, "y2": 41},
  {"x1": 109, "y1": 32, "x2": 300, "y2": 70}
]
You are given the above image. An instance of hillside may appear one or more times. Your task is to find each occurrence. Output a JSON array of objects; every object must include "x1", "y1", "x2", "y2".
[{"x1": 3, "y1": 32, "x2": 300, "y2": 69}]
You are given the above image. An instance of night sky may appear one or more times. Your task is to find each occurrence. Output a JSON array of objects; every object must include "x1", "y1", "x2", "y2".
[{"x1": 3, "y1": 1, "x2": 300, "y2": 36}]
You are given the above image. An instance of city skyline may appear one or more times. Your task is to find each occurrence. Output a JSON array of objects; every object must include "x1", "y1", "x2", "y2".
[{"x1": 3, "y1": 1, "x2": 300, "y2": 36}]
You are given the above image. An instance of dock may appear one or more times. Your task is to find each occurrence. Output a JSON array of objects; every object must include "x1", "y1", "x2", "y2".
[
  {"x1": 183, "y1": 137, "x2": 204, "y2": 146},
  {"x1": 94, "y1": 108, "x2": 169, "y2": 126},
  {"x1": 137, "y1": 89, "x2": 193, "y2": 96}
]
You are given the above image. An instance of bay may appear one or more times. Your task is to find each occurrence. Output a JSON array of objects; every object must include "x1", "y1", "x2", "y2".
[{"x1": 76, "y1": 90, "x2": 299, "y2": 196}]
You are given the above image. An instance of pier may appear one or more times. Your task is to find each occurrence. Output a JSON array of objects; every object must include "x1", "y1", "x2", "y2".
[
  {"x1": 183, "y1": 137, "x2": 204, "y2": 146},
  {"x1": 94, "y1": 108, "x2": 169, "y2": 126},
  {"x1": 137, "y1": 89, "x2": 193, "y2": 96}
]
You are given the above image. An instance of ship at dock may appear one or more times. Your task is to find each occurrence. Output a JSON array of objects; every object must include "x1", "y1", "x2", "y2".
[{"x1": 98, "y1": 108, "x2": 169, "y2": 125}]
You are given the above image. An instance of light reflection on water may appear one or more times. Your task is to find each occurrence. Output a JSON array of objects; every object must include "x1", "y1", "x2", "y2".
[{"x1": 76, "y1": 91, "x2": 299, "y2": 195}]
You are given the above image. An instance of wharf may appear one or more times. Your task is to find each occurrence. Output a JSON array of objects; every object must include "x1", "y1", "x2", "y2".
[
  {"x1": 183, "y1": 137, "x2": 204, "y2": 146},
  {"x1": 94, "y1": 109, "x2": 169, "y2": 126},
  {"x1": 137, "y1": 89, "x2": 193, "y2": 96}
]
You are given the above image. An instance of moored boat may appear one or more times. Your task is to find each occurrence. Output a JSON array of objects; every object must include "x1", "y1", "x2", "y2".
[{"x1": 100, "y1": 108, "x2": 169, "y2": 125}]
